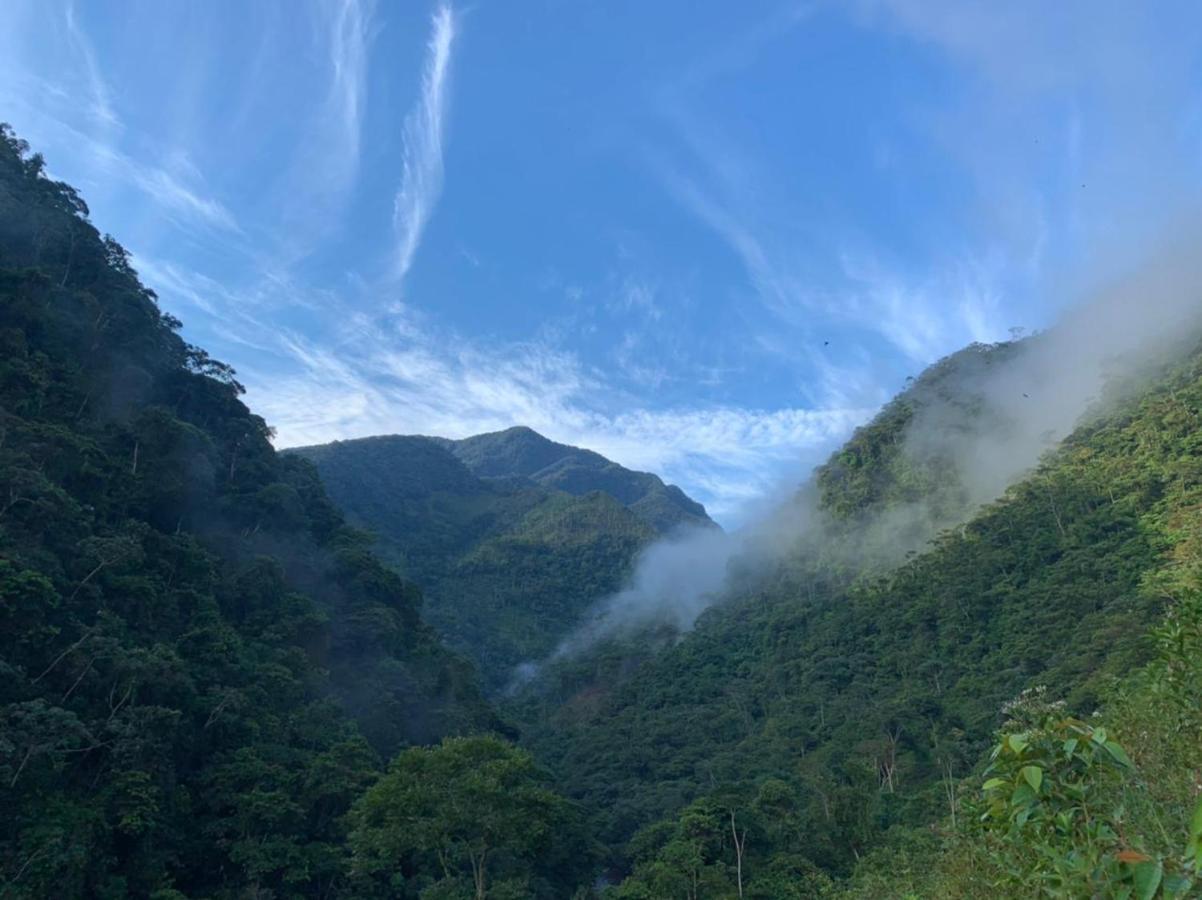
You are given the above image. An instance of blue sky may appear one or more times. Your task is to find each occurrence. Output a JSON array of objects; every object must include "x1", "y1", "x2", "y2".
[{"x1": 4, "y1": 1, "x2": 1202, "y2": 524}]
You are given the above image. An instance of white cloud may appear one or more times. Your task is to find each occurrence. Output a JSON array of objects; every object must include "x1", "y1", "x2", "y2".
[
  {"x1": 837, "y1": 251, "x2": 1005, "y2": 363},
  {"x1": 614, "y1": 278, "x2": 663, "y2": 321},
  {"x1": 327, "y1": 0, "x2": 373, "y2": 159},
  {"x1": 64, "y1": 0, "x2": 119, "y2": 130},
  {"x1": 131, "y1": 255, "x2": 225, "y2": 316},
  {"x1": 641, "y1": 0, "x2": 1202, "y2": 422},
  {"x1": 118, "y1": 152, "x2": 241, "y2": 233},
  {"x1": 613, "y1": 331, "x2": 672, "y2": 390},
  {"x1": 0, "y1": 4, "x2": 238, "y2": 236},
  {"x1": 599, "y1": 406, "x2": 859, "y2": 474},
  {"x1": 24, "y1": 113, "x2": 240, "y2": 235},
  {"x1": 393, "y1": 3, "x2": 456, "y2": 284},
  {"x1": 228, "y1": 294, "x2": 865, "y2": 525},
  {"x1": 653, "y1": 137, "x2": 1007, "y2": 375},
  {"x1": 255, "y1": 0, "x2": 376, "y2": 265},
  {"x1": 654, "y1": 152, "x2": 803, "y2": 321},
  {"x1": 308, "y1": 0, "x2": 375, "y2": 216}
]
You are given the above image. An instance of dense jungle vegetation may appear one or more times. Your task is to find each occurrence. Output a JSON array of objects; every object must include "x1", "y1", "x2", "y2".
[
  {"x1": 0, "y1": 126, "x2": 590, "y2": 899},
  {"x1": 558, "y1": 343, "x2": 1202, "y2": 897},
  {"x1": 3, "y1": 123, "x2": 1201, "y2": 898}
]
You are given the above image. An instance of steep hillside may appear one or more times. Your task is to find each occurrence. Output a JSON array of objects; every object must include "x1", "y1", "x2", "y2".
[
  {"x1": 0, "y1": 126, "x2": 504, "y2": 897},
  {"x1": 290, "y1": 431, "x2": 711, "y2": 689},
  {"x1": 514, "y1": 338, "x2": 1202, "y2": 890},
  {"x1": 440, "y1": 426, "x2": 712, "y2": 534}
]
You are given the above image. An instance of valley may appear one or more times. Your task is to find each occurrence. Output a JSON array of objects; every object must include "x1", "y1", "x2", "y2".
[{"x1": 3, "y1": 121, "x2": 1202, "y2": 899}]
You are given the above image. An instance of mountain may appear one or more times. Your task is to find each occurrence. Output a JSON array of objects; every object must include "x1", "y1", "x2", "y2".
[
  {"x1": 289, "y1": 430, "x2": 713, "y2": 690},
  {"x1": 438, "y1": 426, "x2": 712, "y2": 534},
  {"x1": 0, "y1": 125, "x2": 525, "y2": 898},
  {"x1": 512, "y1": 338, "x2": 1202, "y2": 893}
]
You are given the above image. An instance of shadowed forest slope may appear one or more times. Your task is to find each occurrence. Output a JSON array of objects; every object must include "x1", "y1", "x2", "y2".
[
  {"x1": 0, "y1": 125, "x2": 505, "y2": 898},
  {"x1": 512, "y1": 338, "x2": 1202, "y2": 890},
  {"x1": 290, "y1": 431, "x2": 713, "y2": 689}
]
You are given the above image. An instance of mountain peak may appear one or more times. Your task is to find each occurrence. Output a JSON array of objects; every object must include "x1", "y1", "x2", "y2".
[
  {"x1": 441, "y1": 426, "x2": 714, "y2": 533},
  {"x1": 440, "y1": 426, "x2": 590, "y2": 480}
]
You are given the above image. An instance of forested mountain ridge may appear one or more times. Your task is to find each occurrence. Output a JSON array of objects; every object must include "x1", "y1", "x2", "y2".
[
  {"x1": 511, "y1": 335, "x2": 1202, "y2": 894},
  {"x1": 0, "y1": 125, "x2": 558, "y2": 897},
  {"x1": 813, "y1": 339, "x2": 1023, "y2": 524},
  {"x1": 289, "y1": 430, "x2": 711, "y2": 690}
]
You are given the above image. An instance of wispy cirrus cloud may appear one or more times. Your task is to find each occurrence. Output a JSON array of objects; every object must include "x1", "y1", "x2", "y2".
[
  {"x1": 131, "y1": 255, "x2": 226, "y2": 316},
  {"x1": 254, "y1": 0, "x2": 376, "y2": 266},
  {"x1": 654, "y1": 152, "x2": 802, "y2": 319},
  {"x1": 233, "y1": 295, "x2": 864, "y2": 524},
  {"x1": 640, "y1": 1, "x2": 1198, "y2": 410},
  {"x1": 393, "y1": 3, "x2": 456, "y2": 284},
  {"x1": 327, "y1": 0, "x2": 373, "y2": 160},
  {"x1": 651, "y1": 130, "x2": 1001, "y2": 379},
  {"x1": 64, "y1": 0, "x2": 119, "y2": 130},
  {"x1": 584, "y1": 404, "x2": 868, "y2": 513},
  {"x1": 123, "y1": 153, "x2": 241, "y2": 234},
  {"x1": 309, "y1": 0, "x2": 376, "y2": 195},
  {"x1": 644, "y1": 31, "x2": 1022, "y2": 391},
  {"x1": 0, "y1": 5, "x2": 239, "y2": 238},
  {"x1": 1, "y1": 101, "x2": 241, "y2": 236},
  {"x1": 835, "y1": 250, "x2": 1006, "y2": 364}
]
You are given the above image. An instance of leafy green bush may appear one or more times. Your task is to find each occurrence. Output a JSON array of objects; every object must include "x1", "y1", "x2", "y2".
[
  {"x1": 973, "y1": 682, "x2": 1202, "y2": 898},
  {"x1": 977, "y1": 687, "x2": 1146, "y2": 895}
]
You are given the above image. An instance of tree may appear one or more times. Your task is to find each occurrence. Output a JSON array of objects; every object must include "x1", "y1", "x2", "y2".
[
  {"x1": 614, "y1": 800, "x2": 735, "y2": 900},
  {"x1": 348, "y1": 735, "x2": 579, "y2": 899}
]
